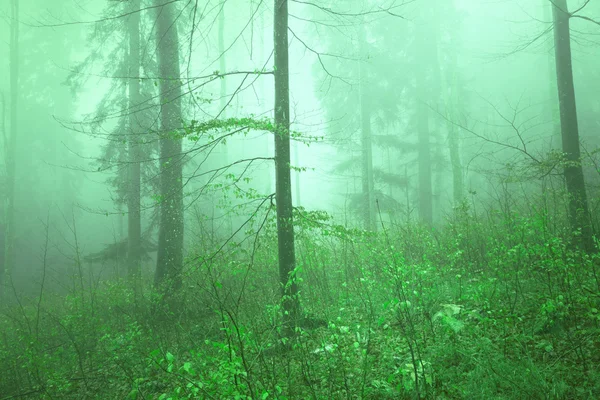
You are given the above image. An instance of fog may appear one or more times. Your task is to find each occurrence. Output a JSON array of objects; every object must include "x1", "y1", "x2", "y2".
[{"x1": 1, "y1": 0, "x2": 599, "y2": 398}]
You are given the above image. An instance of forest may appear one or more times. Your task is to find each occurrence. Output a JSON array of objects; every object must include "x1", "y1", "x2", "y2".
[{"x1": 0, "y1": 0, "x2": 599, "y2": 398}]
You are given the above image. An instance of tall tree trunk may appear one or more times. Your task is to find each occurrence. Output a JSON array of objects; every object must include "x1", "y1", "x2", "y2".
[
  {"x1": 415, "y1": 20, "x2": 433, "y2": 225},
  {"x1": 127, "y1": 0, "x2": 142, "y2": 282},
  {"x1": 218, "y1": 3, "x2": 228, "y2": 128},
  {"x1": 154, "y1": 0, "x2": 184, "y2": 289},
  {"x1": 358, "y1": 28, "x2": 375, "y2": 231},
  {"x1": 448, "y1": 121, "x2": 464, "y2": 205},
  {"x1": 218, "y1": 2, "x2": 234, "y2": 235},
  {"x1": 416, "y1": 98, "x2": 432, "y2": 225},
  {"x1": 0, "y1": 92, "x2": 5, "y2": 299},
  {"x1": 274, "y1": 0, "x2": 300, "y2": 332},
  {"x1": 2, "y1": 0, "x2": 19, "y2": 300},
  {"x1": 293, "y1": 142, "x2": 301, "y2": 206},
  {"x1": 444, "y1": 47, "x2": 464, "y2": 205},
  {"x1": 542, "y1": 0, "x2": 561, "y2": 141},
  {"x1": 552, "y1": 0, "x2": 593, "y2": 251},
  {"x1": 258, "y1": 5, "x2": 273, "y2": 195}
]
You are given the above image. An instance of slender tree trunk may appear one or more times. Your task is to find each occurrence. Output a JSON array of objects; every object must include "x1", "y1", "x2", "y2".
[
  {"x1": 218, "y1": 3, "x2": 228, "y2": 131},
  {"x1": 0, "y1": 91, "x2": 5, "y2": 299},
  {"x1": 542, "y1": 0, "x2": 561, "y2": 141},
  {"x1": 218, "y1": 2, "x2": 235, "y2": 235},
  {"x1": 415, "y1": 21, "x2": 433, "y2": 225},
  {"x1": 258, "y1": 6, "x2": 273, "y2": 195},
  {"x1": 2, "y1": 0, "x2": 19, "y2": 300},
  {"x1": 445, "y1": 51, "x2": 464, "y2": 205},
  {"x1": 294, "y1": 142, "x2": 301, "y2": 206},
  {"x1": 0, "y1": 93, "x2": 4, "y2": 148},
  {"x1": 448, "y1": 122, "x2": 464, "y2": 205},
  {"x1": 358, "y1": 28, "x2": 375, "y2": 231},
  {"x1": 127, "y1": 0, "x2": 142, "y2": 282},
  {"x1": 552, "y1": 0, "x2": 593, "y2": 251},
  {"x1": 154, "y1": 0, "x2": 184, "y2": 289},
  {"x1": 417, "y1": 98, "x2": 432, "y2": 225},
  {"x1": 274, "y1": 0, "x2": 300, "y2": 332}
]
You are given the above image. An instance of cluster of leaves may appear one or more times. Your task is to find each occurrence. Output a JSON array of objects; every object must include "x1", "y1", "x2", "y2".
[{"x1": 181, "y1": 115, "x2": 322, "y2": 148}]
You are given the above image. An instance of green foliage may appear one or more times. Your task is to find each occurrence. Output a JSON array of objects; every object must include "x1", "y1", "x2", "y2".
[
  {"x1": 184, "y1": 116, "x2": 277, "y2": 141},
  {"x1": 1, "y1": 201, "x2": 599, "y2": 399}
]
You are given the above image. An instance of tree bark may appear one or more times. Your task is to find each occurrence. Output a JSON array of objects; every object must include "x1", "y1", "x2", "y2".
[
  {"x1": 2, "y1": 0, "x2": 19, "y2": 300},
  {"x1": 153, "y1": 0, "x2": 184, "y2": 289},
  {"x1": 274, "y1": 0, "x2": 300, "y2": 332},
  {"x1": 552, "y1": 0, "x2": 594, "y2": 251},
  {"x1": 127, "y1": 0, "x2": 142, "y2": 283}
]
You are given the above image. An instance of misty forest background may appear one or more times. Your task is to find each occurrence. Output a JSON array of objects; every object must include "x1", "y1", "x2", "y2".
[{"x1": 1, "y1": 0, "x2": 600, "y2": 399}]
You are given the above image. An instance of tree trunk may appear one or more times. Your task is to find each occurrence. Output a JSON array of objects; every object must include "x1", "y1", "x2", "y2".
[
  {"x1": 2, "y1": 0, "x2": 19, "y2": 300},
  {"x1": 417, "y1": 99, "x2": 432, "y2": 225},
  {"x1": 127, "y1": 0, "x2": 142, "y2": 283},
  {"x1": 218, "y1": 3, "x2": 228, "y2": 131},
  {"x1": 154, "y1": 0, "x2": 185, "y2": 289},
  {"x1": 415, "y1": 21, "x2": 433, "y2": 225},
  {"x1": 552, "y1": 0, "x2": 594, "y2": 251},
  {"x1": 274, "y1": 0, "x2": 300, "y2": 332},
  {"x1": 445, "y1": 50, "x2": 464, "y2": 205},
  {"x1": 0, "y1": 93, "x2": 5, "y2": 298},
  {"x1": 218, "y1": 2, "x2": 234, "y2": 235},
  {"x1": 448, "y1": 121, "x2": 464, "y2": 205},
  {"x1": 259, "y1": 9, "x2": 273, "y2": 195},
  {"x1": 358, "y1": 27, "x2": 376, "y2": 231},
  {"x1": 294, "y1": 141, "x2": 301, "y2": 207},
  {"x1": 542, "y1": 0, "x2": 561, "y2": 141}
]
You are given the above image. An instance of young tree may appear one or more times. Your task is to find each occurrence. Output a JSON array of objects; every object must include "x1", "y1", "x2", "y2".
[
  {"x1": 154, "y1": 0, "x2": 185, "y2": 289},
  {"x1": 552, "y1": 0, "x2": 593, "y2": 251},
  {"x1": 274, "y1": 0, "x2": 300, "y2": 331}
]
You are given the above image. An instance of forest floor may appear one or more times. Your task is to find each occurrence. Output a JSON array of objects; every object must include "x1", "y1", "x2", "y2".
[{"x1": 1, "y1": 207, "x2": 599, "y2": 399}]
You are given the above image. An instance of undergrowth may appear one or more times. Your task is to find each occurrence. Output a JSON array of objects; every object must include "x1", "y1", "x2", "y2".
[{"x1": 1, "y1": 204, "x2": 599, "y2": 399}]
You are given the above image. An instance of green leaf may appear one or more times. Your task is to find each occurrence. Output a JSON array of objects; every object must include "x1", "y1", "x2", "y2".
[{"x1": 182, "y1": 361, "x2": 195, "y2": 375}]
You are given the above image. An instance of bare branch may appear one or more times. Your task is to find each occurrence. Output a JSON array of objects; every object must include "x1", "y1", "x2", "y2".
[
  {"x1": 570, "y1": 14, "x2": 600, "y2": 27},
  {"x1": 292, "y1": 0, "x2": 410, "y2": 19},
  {"x1": 26, "y1": 0, "x2": 181, "y2": 28},
  {"x1": 288, "y1": 27, "x2": 354, "y2": 85},
  {"x1": 570, "y1": 0, "x2": 591, "y2": 15}
]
